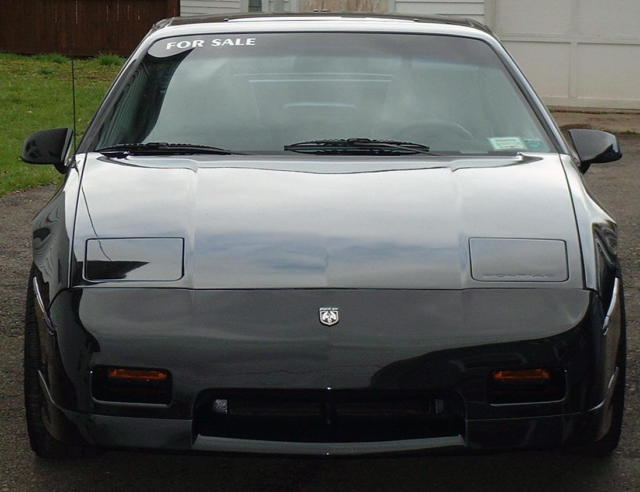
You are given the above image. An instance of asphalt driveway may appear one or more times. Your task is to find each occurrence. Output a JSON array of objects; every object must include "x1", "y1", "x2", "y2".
[{"x1": 1, "y1": 136, "x2": 638, "y2": 491}]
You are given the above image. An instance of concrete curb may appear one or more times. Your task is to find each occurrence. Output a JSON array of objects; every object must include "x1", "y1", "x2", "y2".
[{"x1": 550, "y1": 109, "x2": 640, "y2": 134}]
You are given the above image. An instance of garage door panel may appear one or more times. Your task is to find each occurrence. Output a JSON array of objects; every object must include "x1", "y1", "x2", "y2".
[
  {"x1": 181, "y1": 0, "x2": 244, "y2": 14},
  {"x1": 494, "y1": 0, "x2": 640, "y2": 108},
  {"x1": 503, "y1": 42, "x2": 571, "y2": 98},
  {"x1": 395, "y1": 2, "x2": 484, "y2": 17},
  {"x1": 495, "y1": 0, "x2": 572, "y2": 36},
  {"x1": 578, "y1": 0, "x2": 640, "y2": 39},
  {"x1": 576, "y1": 44, "x2": 640, "y2": 100}
]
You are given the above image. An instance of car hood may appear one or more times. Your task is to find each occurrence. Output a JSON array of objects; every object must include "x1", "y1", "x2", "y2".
[{"x1": 72, "y1": 153, "x2": 583, "y2": 289}]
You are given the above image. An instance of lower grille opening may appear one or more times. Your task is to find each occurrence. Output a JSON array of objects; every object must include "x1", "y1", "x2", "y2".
[{"x1": 194, "y1": 390, "x2": 463, "y2": 443}]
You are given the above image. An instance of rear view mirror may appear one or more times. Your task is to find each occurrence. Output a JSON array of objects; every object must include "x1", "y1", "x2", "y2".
[
  {"x1": 22, "y1": 128, "x2": 73, "y2": 173},
  {"x1": 567, "y1": 129, "x2": 622, "y2": 173}
]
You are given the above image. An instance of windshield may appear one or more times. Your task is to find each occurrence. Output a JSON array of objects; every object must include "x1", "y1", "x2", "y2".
[{"x1": 94, "y1": 33, "x2": 553, "y2": 155}]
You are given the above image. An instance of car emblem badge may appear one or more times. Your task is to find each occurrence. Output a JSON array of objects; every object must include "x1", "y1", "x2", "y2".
[{"x1": 319, "y1": 307, "x2": 339, "y2": 326}]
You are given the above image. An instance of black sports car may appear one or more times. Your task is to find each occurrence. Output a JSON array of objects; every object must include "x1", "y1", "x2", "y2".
[{"x1": 22, "y1": 14, "x2": 626, "y2": 458}]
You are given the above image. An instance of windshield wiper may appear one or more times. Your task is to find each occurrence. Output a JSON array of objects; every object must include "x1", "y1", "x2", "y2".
[
  {"x1": 95, "y1": 142, "x2": 241, "y2": 156},
  {"x1": 284, "y1": 138, "x2": 434, "y2": 155}
]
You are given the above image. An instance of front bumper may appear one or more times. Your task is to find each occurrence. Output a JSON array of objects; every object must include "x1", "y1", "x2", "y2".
[
  {"x1": 42, "y1": 378, "x2": 606, "y2": 455},
  {"x1": 39, "y1": 286, "x2": 619, "y2": 454}
]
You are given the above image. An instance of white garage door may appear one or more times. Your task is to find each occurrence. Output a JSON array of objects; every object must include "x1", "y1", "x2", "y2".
[
  {"x1": 391, "y1": 0, "x2": 484, "y2": 21},
  {"x1": 180, "y1": 0, "x2": 247, "y2": 16},
  {"x1": 489, "y1": 0, "x2": 640, "y2": 109}
]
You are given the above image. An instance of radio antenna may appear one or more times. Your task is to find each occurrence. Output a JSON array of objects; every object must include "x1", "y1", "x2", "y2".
[{"x1": 71, "y1": 57, "x2": 78, "y2": 151}]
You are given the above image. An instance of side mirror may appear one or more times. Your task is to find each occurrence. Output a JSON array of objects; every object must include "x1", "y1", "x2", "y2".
[
  {"x1": 567, "y1": 129, "x2": 622, "y2": 173},
  {"x1": 22, "y1": 128, "x2": 74, "y2": 174}
]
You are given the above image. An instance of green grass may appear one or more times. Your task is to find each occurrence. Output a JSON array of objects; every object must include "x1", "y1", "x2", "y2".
[
  {"x1": 32, "y1": 53, "x2": 70, "y2": 64},
  {"x1": 96, "y1": 53, "x2": 124, "y2": 67},
  {"x1": 0, "y1": 53, "x2": 122, "y2": 196}
]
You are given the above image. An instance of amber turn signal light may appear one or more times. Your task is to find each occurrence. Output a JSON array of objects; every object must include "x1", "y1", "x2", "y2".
[
  {"x1": 492, "y1": 368, "x2": 551, "y2": 381},
  {"x1": 107, "y1": 367, "x2": 169, "y2": 381},
  {"x1": 488, "y1": 368, "x2": 564, "y2": 404},
  {"x1": 93, "y1": 366, "x2": 172, "y2": 404}
]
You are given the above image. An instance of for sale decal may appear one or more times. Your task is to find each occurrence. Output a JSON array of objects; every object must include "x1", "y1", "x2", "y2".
[
  {"x1": 149, "y1": 36, "x2": 258, "y2": 57},
  {"x1": 165, "y1": 38, "x2": 256, "y2": 50}
]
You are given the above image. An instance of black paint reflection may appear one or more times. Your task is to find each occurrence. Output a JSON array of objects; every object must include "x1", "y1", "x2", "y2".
[{"x1": 85, "y1": 260, "x2": 149, "y2": 280}]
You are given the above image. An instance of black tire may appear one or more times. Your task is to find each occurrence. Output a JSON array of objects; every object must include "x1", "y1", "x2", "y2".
[
  {"x1": 583, "y1": 321, "x2": 627, "y2": 457},
  {"x1": 24, "y1": 271, "x2": 95, "y2": 459}
]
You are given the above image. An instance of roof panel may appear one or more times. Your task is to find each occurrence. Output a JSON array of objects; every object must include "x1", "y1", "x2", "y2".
[{"x1": 149, "y1": 13, "x2": 493, "y2": 42}]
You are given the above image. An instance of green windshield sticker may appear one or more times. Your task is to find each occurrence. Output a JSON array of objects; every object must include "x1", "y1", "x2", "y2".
[
  {"x1": 489, "y1": 137, "x2": 526, "y2": 150},
  {"x1": 523, "y1": 138, "x2": 545, "y2": 151}
]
